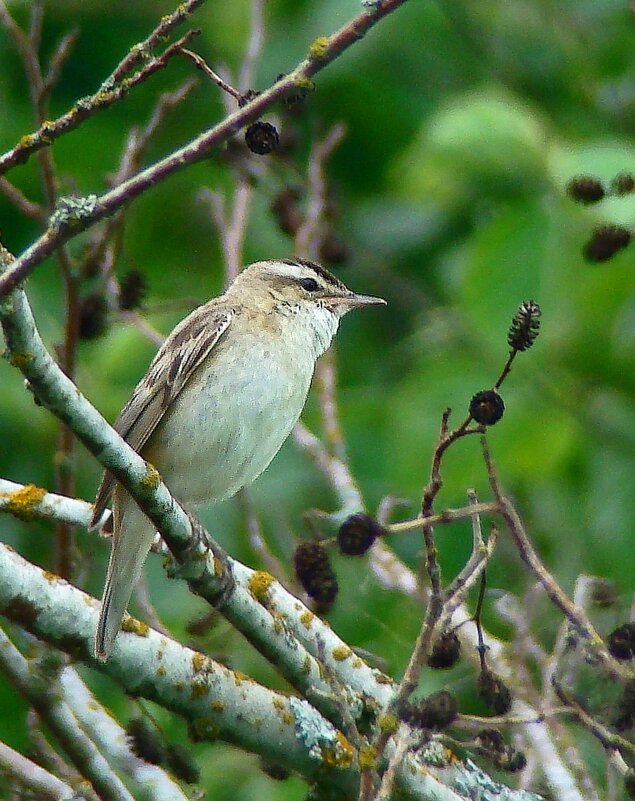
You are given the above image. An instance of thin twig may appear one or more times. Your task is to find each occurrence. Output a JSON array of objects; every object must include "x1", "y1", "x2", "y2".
[
  {"x1": 482, "y1": 437, "x2": 630, "y2": 680},
  {"x1": 83, "y1": 78, "x2": 198, "y2": 281},
  {"x1": 239, "y1": 0, "x2": 266, "y2": 91},
  {"x1": 0, "y1": 27, "x2": 201, "y2": 180},
  {"x1": 0, "y1": 177, "x2": 46, "y2": 220},
  {"x1": 387, "y1": 501, "x2": 500, "y2": 534},
  {"x1": 552, "y1": 678, "x2": 635, "y2": 757},
  {"x1": 0, "y1": 740, "x2": 75, "y2": 801},
  {"x1": 108, "y1": 0, "x2": 207, "y2": 86},
  {"x1": 295, "y1": 123, "x2": 346, "y2": 258},
  {"x1": 239, "y1": 490, "x2": 292, "y2": 587},
  {"x1": 374, "y1": 730, "x2": 413, "y2": 801},
  {"x1": 2, "y1": 0, "x2": 81, "y2": 579},
  {"x1": 180, "y1": 48, "x2": 241, "y2": 99},
  {"x1": 0, "y1": 0, "x2": 411, "y2": 294},
  {"x1": 40, "y1": 28, "x2": 79, "y2": 105}
]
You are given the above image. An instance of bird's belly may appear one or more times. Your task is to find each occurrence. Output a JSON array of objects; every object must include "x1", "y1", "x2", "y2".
[{"x1": 143, "y1": 344, "x2": 312, "y2": 506}]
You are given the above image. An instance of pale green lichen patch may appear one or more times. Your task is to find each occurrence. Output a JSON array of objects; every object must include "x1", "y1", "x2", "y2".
[
  {"x1": 50, "y1": 194, "x2": 98, "y2": 231},
  {"x1": 288, "y1": 697, "x2": 353, "y2": 767}
]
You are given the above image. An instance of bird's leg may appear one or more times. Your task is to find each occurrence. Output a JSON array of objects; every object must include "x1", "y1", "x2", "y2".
[{"x1": 165, "y1": 505, "x2": 235, "y2": 611}]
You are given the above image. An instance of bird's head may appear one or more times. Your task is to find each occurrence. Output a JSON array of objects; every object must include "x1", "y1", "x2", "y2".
[{"x1": 231, "y1": 258, "x2": 386, "y2": 318}]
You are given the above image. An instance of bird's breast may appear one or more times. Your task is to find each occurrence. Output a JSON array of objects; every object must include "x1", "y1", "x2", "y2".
[{"x1": 143, "y1": 326, "x2": 317, "y2": 505}]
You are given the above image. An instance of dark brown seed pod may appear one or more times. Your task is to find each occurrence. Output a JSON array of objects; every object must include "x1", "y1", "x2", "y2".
[
  {"x1": 275, "y1": 72, "x2": 313, "y2": 108},
  {"x1": 165, "y1": 743, "x2": 200, "y2": 784},
  {"x1": 566, "y1": 175, "x2": 605, "y2": 204},
  {"x1": 238, "y1": 89, "x2": 261, "y2": 107},
  {"x1": 119, "y1": 270, "x2": 148, "y2": 311},
  {"x1": 401, "y1": 690, "x2": 458, "y2": 730},
  {"x1": 79, "y1": 293, "x2": 109, "y2": 340},
  {"x1": 427, "y1": 630, "x2": 461, "y2": 669},
  {"x1": 126, "y1": 717, "x2": 166, "y2": 765},
  {"x1": 245, "y1": 121, "x2": 279, "y2": 155},
  {"x1": 611, "y1": 172, "x2": 635, "y2": 195},
  {"x1": 478, "y1": 669, "x2": 512, "y2": 715},
  {"x1": 583, "y1": 224, "x2": 631, "y2": 262},
  {"x1": 293, "y1": 541, "x2": 338, "y2": 609},
  {"x1": 271, "y1": 187, "x2": 303, "y2": 237},
  {"x1": 319, "y1": 234, "x2": 350, "y2": 266},
  {"x1": 619, "y1": 679, "x2": 635, "y2": 718},
  {"x1": 494, "y1": 746, "x2": 527, "y2": 772},
  {"x1": 507, "y1": 300, "x2": 541, "y2": 352},
  {"x1": 475, "y1": 728, "x2": 505, "y2": 755},
  {"x1": 260, "y1": 758, "x2": 291, "y2": 781},
  {"x1": 337, "y1": 513, "x2": 385, "y2": 556},
  {"x1": 607, "y1": 623, "x2": 635, "y2": 660},
  {"x1": 469, "y1": 390, "x2": 505, "y2": 426},
  {"x1": 590, "y1": 578, "x2": 618, "y2": 608}
]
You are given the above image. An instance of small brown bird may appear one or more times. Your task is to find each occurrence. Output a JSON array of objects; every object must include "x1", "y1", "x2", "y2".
[{"x1": 91, "y1": 258, "x2": 385, "y2": 660}]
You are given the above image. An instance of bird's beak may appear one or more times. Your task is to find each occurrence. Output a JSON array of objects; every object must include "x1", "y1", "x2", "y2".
[{"x1": 331, "y1": 292, "x2": 387, "y2": 309}]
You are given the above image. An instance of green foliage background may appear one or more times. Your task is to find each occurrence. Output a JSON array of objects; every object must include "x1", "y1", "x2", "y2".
[{"x1": 1, "y1": 0, "x2": 634, "y2": 798}]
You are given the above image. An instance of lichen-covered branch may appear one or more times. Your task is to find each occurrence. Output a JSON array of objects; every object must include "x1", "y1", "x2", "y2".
[
  {"x1": 0, "y1": 628, "x2": 134, "y2": 801},
  {"x1": 0, "y1": 540, "x2": 499, "y2": 801},
  {"x1": 0, "y1": 740, "x2": 75, "y2": 801},
  {"x1": 57, "y1": 667, "x2": 191, "y2": 801}
]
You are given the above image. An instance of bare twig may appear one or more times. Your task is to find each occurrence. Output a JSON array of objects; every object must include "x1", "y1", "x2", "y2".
[
  {"x1": 180, "y1": 48, "x2": 241, "y2": 100},
  {"x1": 118, "y1": 311, "x2": 166, "y2": 347},
  {"x1": 1, "y1": 0, "x2": 82, "y2": 579},
  {"x1": 239, "y1": 0, "x2": 266, "y2": 91},
  {"x1": 0, "y1": 27, "x2": 201, "y2": 179},
  {"x1": 239, "y1": 490, "x2": 292, "y2": 587},
  {"x1": 440, "y1": 526, "x2": 498, "y2": 631},
  {"x1": 0, "y1": 0, "x2": 411, "y2": 294},
  {"x1": 0, "y1": 177, "x2": 46, "y2": 220},
  {"x1": 295, "y1": 123, "x2": 346, "y2": 258},
  {"x1": 40, "y1": 28, "x2": 79, "y2": 105},
  {"x1": 374, "y1": 730, "x2": 413, "y2": 801},
  {"x1": 109, "y1": 0, "x2": 207, "y2": 85},
  {"x1": 552, "y1": 678, "x2": 635, "y2": 757},
  {"x1": 83, "y1": 78, "x2": 198, "y2": 281},
  {"x1": 482, "y1": 437, "x2": 630, "y2": 680},
  {"x1": 0, "y1": 740, "x2": 75, "y2": 801},
  {"x1": 387, "y1": 501, "x2": 500, "y2": 534}
]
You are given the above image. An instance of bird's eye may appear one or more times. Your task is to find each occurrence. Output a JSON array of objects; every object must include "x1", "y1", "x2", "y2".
[{"x1": 299, "y1": 277, "x2": 320, "y2": 292}]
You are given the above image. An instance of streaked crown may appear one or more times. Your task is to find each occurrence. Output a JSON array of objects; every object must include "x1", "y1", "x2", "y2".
[{"x1": 231, "y1": 258, "x2": 385, "y2": 316}]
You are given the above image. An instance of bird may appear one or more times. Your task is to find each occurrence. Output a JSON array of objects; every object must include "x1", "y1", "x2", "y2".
[{"x1": 90, "y1": 258, "x2": 385, "y2": 660}]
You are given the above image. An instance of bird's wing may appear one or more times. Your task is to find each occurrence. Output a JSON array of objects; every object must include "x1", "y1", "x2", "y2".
[{"x1": 89, "y1": 305, "x2": 234, "y2": 529}]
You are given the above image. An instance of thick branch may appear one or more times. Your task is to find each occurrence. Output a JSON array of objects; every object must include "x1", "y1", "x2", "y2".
[{"x1": 0, "y1": 629, "x2": 133, "y2": 801}]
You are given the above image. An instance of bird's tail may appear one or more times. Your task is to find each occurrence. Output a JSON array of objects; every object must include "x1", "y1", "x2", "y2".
[{"x1": 95, "y1": 490, "x2": 156, "y2": 661}]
